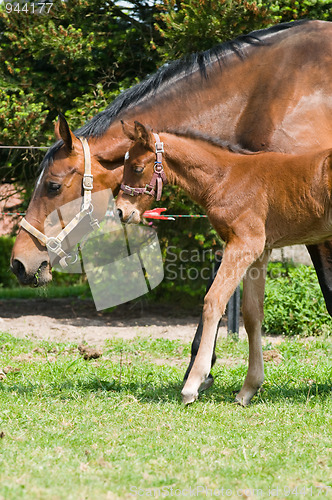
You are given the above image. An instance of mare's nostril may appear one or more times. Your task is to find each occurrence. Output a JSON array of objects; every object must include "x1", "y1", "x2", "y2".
[
  {"x1": 10, "y1": 256, "x2": 51, "y2": 287},
  {"x1": 11, "y1": 259, "x2": 26, "y2": 280},
  {"x1": 117, "y1": 208, "x2": 123, "y2": 221}
]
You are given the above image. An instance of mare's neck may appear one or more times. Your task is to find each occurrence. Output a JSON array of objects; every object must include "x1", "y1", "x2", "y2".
[
  {"x1": 88, "y1": 121, "x2": 131, "y2": 168},
  {"x1": 86, "y1": 51, "x2": 257, "y2": 167}
]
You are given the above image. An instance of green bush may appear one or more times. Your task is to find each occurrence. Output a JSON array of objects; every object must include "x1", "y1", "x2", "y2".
[
  {"x1": 0, "y1": 236, "x2": 16, "y2": 288},
  {"x1": 263, "y1": 264, "x2": 332, "y2": 336}
]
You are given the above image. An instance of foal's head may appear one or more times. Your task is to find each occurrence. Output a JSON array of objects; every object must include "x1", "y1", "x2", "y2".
[{"x1": 117, "y1": 121, "x2": 167, "y2": 223}]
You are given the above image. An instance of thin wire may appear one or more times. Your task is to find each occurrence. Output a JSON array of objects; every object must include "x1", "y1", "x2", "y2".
[
  {"x1": 0, "y1": 146, "x2": 48, "y2": 149},
  {"x1": 164, "y1": 214, "x2": 207, "y2": 218},
  {"x1": 1, "y1": 211, "x2": 208, "y2": 218},
  {"x1": 0, "y1": 212, "x2": 26, "y2": 216}
]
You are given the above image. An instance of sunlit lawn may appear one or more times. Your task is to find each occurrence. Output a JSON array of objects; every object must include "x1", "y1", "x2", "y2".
[{"x1": 0, "y1": 332, "x2": 331, "y2": 499}]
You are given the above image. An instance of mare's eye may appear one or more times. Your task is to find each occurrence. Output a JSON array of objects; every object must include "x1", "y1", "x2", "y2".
[
  {"x1": 133, "y1": 166, "x2": 144, "y2": 174},
  {"x1": 48, "y1": 181, "x2": 62, "y2": 193}
]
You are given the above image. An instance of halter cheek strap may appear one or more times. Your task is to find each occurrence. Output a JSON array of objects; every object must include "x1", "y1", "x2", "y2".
[{"x1": 120, "y1": 133, "x2": 168, "y2": 202}]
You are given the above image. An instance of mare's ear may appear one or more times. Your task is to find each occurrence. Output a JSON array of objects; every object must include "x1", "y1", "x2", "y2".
[
  {"x1": 54, "y1": 113, "x2": 77, "y2": 151},
  {"x1": 121, "y1": 120, "x2": 136, "y2": 141},
  {"x1": 134, "y1": 121, "x2": 155, "y2": 151}
]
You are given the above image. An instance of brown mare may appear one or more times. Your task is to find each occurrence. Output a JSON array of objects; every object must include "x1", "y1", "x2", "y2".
[
  {"x1": 10, "y1": 20, "x2": 332, "y2": 397},
  {"x1": 116, "y1": 121, "x2": 332, "y2": 404}
]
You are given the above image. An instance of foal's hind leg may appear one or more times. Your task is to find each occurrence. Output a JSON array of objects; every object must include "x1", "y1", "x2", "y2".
[
  {"x1": 181, "y1": 235, "x2": 265, "y2": 404},
  {"x1": 235, "y1": 249, "x2": 271, "y2": 406}
]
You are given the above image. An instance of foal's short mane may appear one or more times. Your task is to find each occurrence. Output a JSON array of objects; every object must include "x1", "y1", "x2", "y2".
[
  {"x1": 41, "y1": 20, "x2": 308, "y2": 169},
  {"x1": 164, "y1": 128, "x2": 260, "y2": 155}
]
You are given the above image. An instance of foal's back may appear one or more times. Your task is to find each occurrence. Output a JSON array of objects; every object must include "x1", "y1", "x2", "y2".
[{"x1": 211, "y1": 145, "x2": 332, "y2": 248}]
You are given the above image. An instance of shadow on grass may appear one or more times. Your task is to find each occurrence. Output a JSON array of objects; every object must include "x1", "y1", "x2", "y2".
[
  {"x1": 1, "y1": 374, "x2": 331, "y2": 406},
  {"x1": 208, "y1": 380, "x2": 332, "y2": 405},
  {"x1": 0, "y1": 377, "x2": 184, "y2": 403},
  {"x1": 256, "y1": 380, "x2": 332, "y2": 404}
]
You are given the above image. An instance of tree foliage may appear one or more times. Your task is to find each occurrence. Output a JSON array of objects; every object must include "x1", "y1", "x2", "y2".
[
  {"x1": 0, "y1": 0, "x2": 162, "y2": 183},
  {"x1": 156, "y1": 0, "x2": 272, "y2": 59},
  {"x1": 1, "y1": 0, "x2": 332, "y2": 302},
  {"x1": 155, "y1": 0, "x2": 332, "y2": 61},
  {"x1": 1, "y1": 0, "x2": 331, "y2": 185}
]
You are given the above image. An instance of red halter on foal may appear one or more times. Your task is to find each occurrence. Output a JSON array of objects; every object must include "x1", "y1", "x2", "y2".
[{"x1": 120, "y1": 133, "x2": 168, "y2": 201}]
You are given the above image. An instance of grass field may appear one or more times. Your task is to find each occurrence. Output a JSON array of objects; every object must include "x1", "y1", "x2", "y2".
[
  {"x1": 0, "y1": 332, "x2": 331, "y2": 499},
  {"x1": 0, "y1": 284, "x2": 89, "y2": 300}
]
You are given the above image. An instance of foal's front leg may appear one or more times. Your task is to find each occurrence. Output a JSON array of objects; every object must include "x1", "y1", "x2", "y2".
[
  {"x1": 181, "y1": 236, "x2": 265, "y2": 405},
  {"x1": 183, "y1": 258, "x2": 221, "y2": 390}
]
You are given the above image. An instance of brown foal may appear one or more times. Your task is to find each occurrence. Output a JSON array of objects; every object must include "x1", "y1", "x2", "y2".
[{"x1": 116, "y1": 122, "x2": 332, "y2": 405}]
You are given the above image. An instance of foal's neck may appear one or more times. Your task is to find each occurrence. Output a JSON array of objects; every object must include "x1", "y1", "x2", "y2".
[{"x1": 162, "y1": 133, "x2": 231, "y2": 206}]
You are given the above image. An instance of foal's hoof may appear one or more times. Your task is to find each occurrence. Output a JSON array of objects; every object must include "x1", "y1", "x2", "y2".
[
  {"x1": 181, "y1": 389, "x2": 198, "y2": 405},
  {"x1": 234, "y1": 395, "x2": 248, "y2": 407},
  {"x1": 199, "y1": 374, "x2": 214, "y2": 392},
  {"x1": 234, "y1": 392, "x2": 253, "y2": 407}
]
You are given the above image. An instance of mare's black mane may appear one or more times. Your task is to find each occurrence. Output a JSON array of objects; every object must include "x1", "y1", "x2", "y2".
[
  {"x1": 41, "y1": 20, "x2": 308, "y2": 169},
  {"x1": 76, "y1": 20, "x2": 308, "y2": 139}
]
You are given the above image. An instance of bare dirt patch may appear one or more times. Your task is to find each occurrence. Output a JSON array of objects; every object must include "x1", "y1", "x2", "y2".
[
  {"x1": 78, "y1": 344, "x2": 103, "y2": 360},
  {"x1": 262, "y1": 349, "x2": 283, "y2": 365},
  {"x1": 0, "y1": 298, "x2": 218, "y2": 345},
  {"x1": 0, "y1": 297, "x2": 282, "y2": 348}
]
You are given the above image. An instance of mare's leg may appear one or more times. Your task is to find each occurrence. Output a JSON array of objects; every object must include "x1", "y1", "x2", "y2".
[
  {"x1": 307, "y1": 242, "x2": 332, "y2": 315},
  {"x1": 181, "y1": 234, "x2": 265, "y2": 404},
  {"x1": 235, "y1": 249, "x2": 271, "y2": 406},
  {"x1": 183, "y1": 258, "x2": 221, "y2": 390}
]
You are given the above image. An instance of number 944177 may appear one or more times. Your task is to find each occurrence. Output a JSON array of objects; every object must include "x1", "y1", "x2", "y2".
[{"x1": 5, "y1": 3, "x2": 53, "y2": 14}]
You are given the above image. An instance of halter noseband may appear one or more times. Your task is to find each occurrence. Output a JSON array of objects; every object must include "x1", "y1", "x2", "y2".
[
  {"x1": 20, "y1": 137, "x2": 99, "y2": 268},
  {"x1": 120, "y1": 133, "x2": 168, "y2": 202}
]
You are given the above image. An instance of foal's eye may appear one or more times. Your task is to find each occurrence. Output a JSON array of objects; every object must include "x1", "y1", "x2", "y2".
[
  {"x1": 133, "y1": 166, "x2": 144, "y2": 174},
  {"x1": 48, "y1": 181, "x2": 62, "y2": 193}
]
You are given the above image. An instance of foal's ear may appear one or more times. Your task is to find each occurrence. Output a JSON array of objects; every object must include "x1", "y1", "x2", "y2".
[
  {"x1": 55, "y1": 113, "x2": 76, "y2": 151},
  {"x1": 134, "y1": 121, "x2": 155, "y2": 151},
  {"x1": 121, "y1": 120, "x2": 154, "y2": 150}
]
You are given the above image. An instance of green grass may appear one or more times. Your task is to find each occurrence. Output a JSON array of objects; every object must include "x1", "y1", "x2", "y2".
[
  {"x1": 0, "y1": 333, "x2": 331, "y2": 499},
  {"x1": 0, "y1": 284, "x2": 89, "y2": 300}
]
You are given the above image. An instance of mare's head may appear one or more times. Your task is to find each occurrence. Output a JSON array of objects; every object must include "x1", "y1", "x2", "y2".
[
  {"x1": 116, "y1": 121, "x2": 166, "y2": 223},
  {"x1": 11, "y1": 114, "x2": 121, "y2": 286}
]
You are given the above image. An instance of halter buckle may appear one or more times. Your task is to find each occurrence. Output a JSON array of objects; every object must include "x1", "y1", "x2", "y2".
[
  {"x1": 46, "y1": 237, "x2": 62, "y2": 254},
  {"x1": 83, "y1": 174, "x2": 93, "y2": 191},
  {"x1": 155, "y1": 142, "x2": 164, "y2": 153},
  {"x1": 85, "y1": 203, "x2": 94, "y2": 215},
  {"x1": 88, "y1": 212, "x2": 100, "y2": 229},
  {"x1": 144, "y1": 184, "x2": 155, "y2": 196},
  {"x1": 154, "y1": 162, "x2": 163, "y2": 173},
  {"x1": 124, "y1": 185, "x2": 136, "y2": 196},
  {"x1": 61, "y1": 251, "x2": 79, "y2": 268}
]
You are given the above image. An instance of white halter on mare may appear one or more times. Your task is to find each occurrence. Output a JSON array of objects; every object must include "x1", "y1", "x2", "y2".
[{"x1": 20, "y1": 137, "x2": 99, "y2": 268}]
